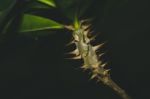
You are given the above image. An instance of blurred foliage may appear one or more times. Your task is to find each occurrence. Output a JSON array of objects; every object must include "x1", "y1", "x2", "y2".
[
  {"x1": 37, "y1": 0, "x2": 56, "y2": 7},
  {"x1": 0, "y1": 0, "x2": 14, "y2": 11},
  {"x1": 0, "y1": 0, "x2": 128, "y2": 37}
]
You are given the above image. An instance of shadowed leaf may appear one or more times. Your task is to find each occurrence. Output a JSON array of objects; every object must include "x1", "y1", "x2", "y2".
[
  {"x1": 0, "y1": 0, "x2": 17, "y2": 34},
  {"x1": 27, "y1": 1, "x2": 53, "y2": 9},
  {"x1": 0, "y1": 0, "x2": 14, "y2": 11}
]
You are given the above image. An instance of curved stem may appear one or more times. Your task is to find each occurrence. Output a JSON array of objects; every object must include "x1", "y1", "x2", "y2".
[
  {"x1": 68, "y1": 21, "x2": 132, "y2": 99},
  {"x1": 99, "y1": 76, "x2": 131, "y2": 99}
]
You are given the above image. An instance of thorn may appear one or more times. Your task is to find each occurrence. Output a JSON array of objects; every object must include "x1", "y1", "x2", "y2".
[
  {"x1": 81, "y1": 18, "x2": 93, "y2": 24},
  {"x1": 93, "y1": 43, "x2": 105, "y2": 51},
  {"x1": 90, "y1": 74, "x2": 97, "y2": 79},
  {"x1": 68, "y1": 49, "x2": 80, "y2": 56},
  {"x1": 99, "y1": 53, "x2": 105, "y2": 57},
  {"x1": 70, "y1": 55, "x2": 82, "y2": 60},
  {"x1": 82, "y1": 24, "x2": 91, "y2": 30},
  {"x1": 64, "y1": 53, "x2": 81, "y2": 60},
  {"x1": 101, "y1": 63, "x2": 107, "y2": 68},
  {"x1": 65, "y1": 40, "x2": 75, "y2": 46},
  {"x1": 89, "y1": 34, "x2": 97, "y2": 41},
  {"x1": 81, "y1": 64, "x2": 89, "y2": 70},
  {"x1": 64, "y1": 56, "x2": 80, "y2": 60},
  {"x1": 64, "y1": 25, "x2": 74, "y2": 31}
]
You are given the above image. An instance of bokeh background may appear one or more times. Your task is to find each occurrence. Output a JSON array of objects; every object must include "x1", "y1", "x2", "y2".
[{"x1": 0, "y1": 0, "x2": 150, "y2": 99}]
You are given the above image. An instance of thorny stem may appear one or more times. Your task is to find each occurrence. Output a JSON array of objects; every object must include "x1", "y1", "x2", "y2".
[{"x1": 66, "y1": 21, "x2": 132, "y2": 99}]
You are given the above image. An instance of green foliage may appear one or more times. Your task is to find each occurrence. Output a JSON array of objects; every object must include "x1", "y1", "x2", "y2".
[
  {"x1": 0, "y1": 0, "x2": 60, "y2": 36},
  {"x1": 20, "y1": 14, "x2": 64, "y2": 33},
  {"x1": 37, "y1": 0, "x2": 56, "y2": 8},
  {"x1": 0, "y1": 1, "x2": 132, "y2": 99},
  {"x1": 0, "y1": 0, "x2": 128, "y2": 37},
  {"x1": 0, "y1": 0, "x2": 94, "y2": 36}
]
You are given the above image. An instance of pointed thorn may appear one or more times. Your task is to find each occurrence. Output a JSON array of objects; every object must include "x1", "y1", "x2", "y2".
[
  {"x1": 71, "y1": 55, "x2": 82, "y2": 60},
  {"x1": 81, "y1": 18, "x2": 93, "y2": 24},
  {"x1": 89, "y1": 33, "x2": 98, "y2": 41},
  {"x1": 82, "y1": 24, "x2": 91, "y2": 30},
  {"x1": 66, "y1": 40, "x2": 75, "y2": 46},
  {"x1": 93, "y1": 43, "x2": 104, "y2": 51},
  {"x1": 90, "y1": 74, "x2": 97, "y2": 79},
  {"x1": 101, "y1": 63, "x2": 107, "y2": 68},
  {"x1": 64, "y1": 54, "x2": 81, "y2": 60},
  {"x1": 64, "y1": 25, "x2": 74, "y2": 31},
  {"x1": 81, "y1": 65, "x2": 89, "y2": 71},
  {"x1": 99, "y1": 53, "x2": 105, "y2": 57},
  {"x1": 68, "y1": 49, "x2": 80, "y2": 56}
]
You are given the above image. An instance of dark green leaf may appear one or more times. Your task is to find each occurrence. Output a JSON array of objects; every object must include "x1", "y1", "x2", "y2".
[
  {"x1": 20, "y1": 14, "x2": 64, "y2": 33},
  {"x1": 0, "y1": 0, "x2": 14, "y2": 11},
  {"x1": 0, "y1": 0, "x2": 17, "y2": 34},
  {"x1": 27, "y1": 1, "x2": 53, "y2": 9}
]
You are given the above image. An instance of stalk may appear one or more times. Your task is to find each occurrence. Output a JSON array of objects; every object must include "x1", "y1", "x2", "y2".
[{"x1": 65, "y1": 20, "x2": 131, "y2": 99}]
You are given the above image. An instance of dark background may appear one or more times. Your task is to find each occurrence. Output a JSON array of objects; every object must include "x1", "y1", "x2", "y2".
[{"x1": 0, "y1": 0, "x2": 150, "y2": 99}]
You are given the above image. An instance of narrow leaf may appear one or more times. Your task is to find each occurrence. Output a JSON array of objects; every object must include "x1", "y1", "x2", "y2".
[{"x1": 20, "y1": 14, "x2": 64, "y2": 32}]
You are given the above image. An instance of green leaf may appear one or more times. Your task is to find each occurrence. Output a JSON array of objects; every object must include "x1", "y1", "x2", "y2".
[
  {"x1": 37, "y1": 0, "x2": 56, "y2": 7},
  {"x1": 20, "y1": 14, "x2": 64, "y2": 32}
]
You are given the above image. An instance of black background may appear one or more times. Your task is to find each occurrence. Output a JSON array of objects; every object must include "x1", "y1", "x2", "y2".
[{"x1": 0, "y1": 0, "x2": 150, "y2": 99}]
